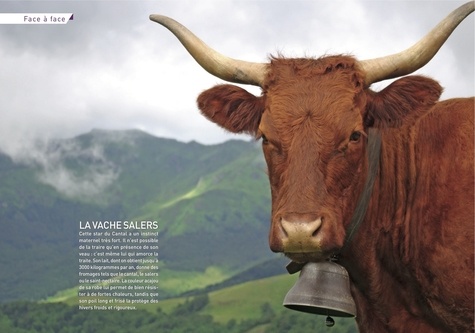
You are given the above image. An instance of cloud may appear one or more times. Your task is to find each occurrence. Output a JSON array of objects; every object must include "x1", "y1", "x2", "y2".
[
  {"x1": 36, "y1": 146, "x2": 119, "y2": 201},
  {"x1": 8, "y1": 130, "x2": 139, "y2": 202}
]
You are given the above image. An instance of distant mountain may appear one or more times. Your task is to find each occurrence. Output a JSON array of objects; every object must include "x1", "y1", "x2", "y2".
[{"x1": 0, "y1": 129, "x2": 283, "y2": 302}]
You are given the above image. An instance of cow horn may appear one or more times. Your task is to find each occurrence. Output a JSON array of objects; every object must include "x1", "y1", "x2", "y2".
[
  {"x1": 149, "y1": 14, "x2": 268, "y2": 86},
  {"x1": 361, "y1": 1, "x2": 474, "y2": 86}
]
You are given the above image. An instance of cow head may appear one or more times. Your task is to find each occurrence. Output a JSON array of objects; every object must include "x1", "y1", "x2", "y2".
[
  {"x1": 150, "y1": 2, "x2": 472, "y2": 263},
  {"x1": 196, "y1": 57, "x2": 442, "y2": 262}
]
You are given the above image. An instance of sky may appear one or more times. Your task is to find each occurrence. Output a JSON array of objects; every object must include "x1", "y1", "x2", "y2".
[{"x1": 0, "y1": 0, "x2": 473, "y2": 161}]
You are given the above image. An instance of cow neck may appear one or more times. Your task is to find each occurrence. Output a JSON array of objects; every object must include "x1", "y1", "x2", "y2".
[{"x1": 335, "y1": 127, "x2": 382, "y2": 259}]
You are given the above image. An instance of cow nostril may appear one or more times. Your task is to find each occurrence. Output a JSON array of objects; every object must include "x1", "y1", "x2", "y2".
[
  {"x1": 312, "y1": 216, "x2": 323, "y2": 237},
  {"x1": 281, "y1": 222, "x2": 289, "y2": 237}
]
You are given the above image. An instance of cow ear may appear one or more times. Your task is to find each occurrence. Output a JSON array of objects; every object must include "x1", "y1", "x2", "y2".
[
  {"x1": 365, "y1": 76, "x2": 443, "y2": 128},
  {"x1": 197, "y1": 84, "x2": 265, "y2": 135}
]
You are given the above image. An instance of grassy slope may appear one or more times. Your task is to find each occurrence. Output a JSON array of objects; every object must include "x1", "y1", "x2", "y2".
[
  {"x1": 45, "y1": 272, "x2": 357, "y2": 332},
  {"x1": 139, "y1": 274, "x2": 295, "y2": 320},
  {"x1": 48, "y1": 273, "x2": 298, "y2": 323},
  {"x1": 145, "y1": 273, "x2": 357, "y2": 331},
  {"x1": 202, "y1": 274, "x2": 297, "y2": 323}
]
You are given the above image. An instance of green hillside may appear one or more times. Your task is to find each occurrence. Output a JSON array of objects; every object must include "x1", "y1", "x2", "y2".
[
  {"x1": 157, "y1": 274, "x2": 357, "y2": 331},
  {"x1": 1, "y1": 273, "x2": 356, "y2": 333},
  {"x1": 0, "y1": 129, "x2": 278, "y2": 302},
  {"x1": 155, "y1": 274, "x2": 297, "y2": 323}
]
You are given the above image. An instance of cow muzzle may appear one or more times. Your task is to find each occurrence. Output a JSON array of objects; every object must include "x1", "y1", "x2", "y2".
[
  {"x1": 281, "y1": 217, "x2": 323, "y2": 251},
  {"x1": 270, "y1": 213, "x2": 326, "y2": 258}
]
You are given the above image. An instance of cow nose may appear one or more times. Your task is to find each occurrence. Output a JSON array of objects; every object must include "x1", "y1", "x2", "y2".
[{"x1": 280, "y1": 215, "x2": 323, "y2": 252}]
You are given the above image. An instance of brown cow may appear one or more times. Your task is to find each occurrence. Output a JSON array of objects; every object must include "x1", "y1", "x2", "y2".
[{"x1": 151, "y1": 2, "x2": 474, "y2": 332}]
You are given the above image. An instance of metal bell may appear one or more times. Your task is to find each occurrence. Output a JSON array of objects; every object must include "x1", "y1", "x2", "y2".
[{"x1": 283, "y1": 261, "x2": 357, "y2": 318}]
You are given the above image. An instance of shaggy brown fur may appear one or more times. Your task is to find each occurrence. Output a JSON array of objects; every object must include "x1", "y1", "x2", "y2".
[{"x1": 197, "y1": 56, "x2": 474, "y2": 332}]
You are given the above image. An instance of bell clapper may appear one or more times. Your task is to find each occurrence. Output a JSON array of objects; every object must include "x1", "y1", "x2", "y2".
[{"x1": 325, "y1": 315, "x2": 335, "y2": 327}]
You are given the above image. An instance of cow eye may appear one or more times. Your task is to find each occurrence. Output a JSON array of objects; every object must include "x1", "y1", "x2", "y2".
[
  {"x1": 349, "y1": 131, "x2": 361, "y2": 142},
  {"x1": 261, "y1": 134, "x2": 269, "y2": 144}
]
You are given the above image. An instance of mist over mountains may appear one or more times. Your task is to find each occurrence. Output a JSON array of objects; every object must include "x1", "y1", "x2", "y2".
[{"x1": 0, "y1": 129, "x2": 282, "y2": 302}]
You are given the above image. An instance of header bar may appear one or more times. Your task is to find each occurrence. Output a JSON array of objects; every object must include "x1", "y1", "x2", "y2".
[{"x1": 0, "y1": 13, "x2": 74, "y2": 24}]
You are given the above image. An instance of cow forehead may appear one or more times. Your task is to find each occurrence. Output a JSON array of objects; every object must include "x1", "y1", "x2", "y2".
[
  {"x1": 266, "y1": 78, "x2": 360, "y2": 115},
  {"x1": 262, "y1": 57, "x2": 366, "y2": 128},
  {"x1": 261, "y1": 76, "x2": 365, "y2": 147},
  {"x1": 257, "y1": 57, "x2": 367, "y2": 149}
]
